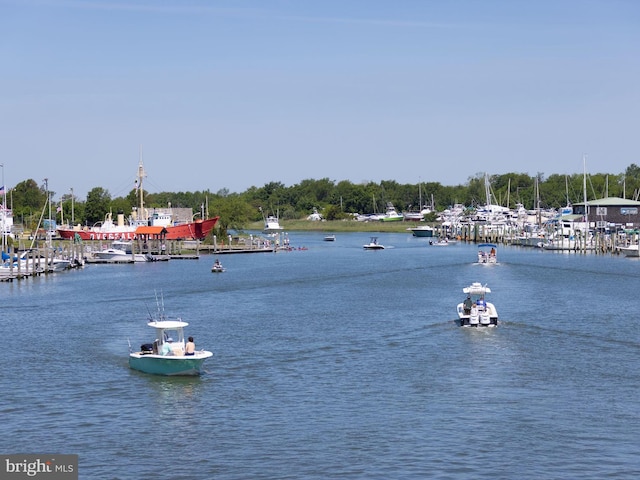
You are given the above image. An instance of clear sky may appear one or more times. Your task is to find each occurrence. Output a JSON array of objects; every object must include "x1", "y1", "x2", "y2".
[{"x1": 1, "y1": 0, "x2": 639, "y2": 200}]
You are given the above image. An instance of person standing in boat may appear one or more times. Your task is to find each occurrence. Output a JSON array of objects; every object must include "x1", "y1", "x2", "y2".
[
  {"x1": 185, "y1": 336, "x2": 196, "y2": 356},
  {"x1": 463, "y1": 295, "x2": 473, "y2": 315}
]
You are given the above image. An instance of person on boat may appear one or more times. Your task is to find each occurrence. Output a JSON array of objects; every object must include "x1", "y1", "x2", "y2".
[
  {"x1": 185, "y1": 336, "x2": 195, "y2": 356},
  {"x1": 477, "y1": 297, "x2": 486, "y2": 310},
  {"x1": 463, "y1": 296, "x2": 473, "y2": 315},
  {"x1": 490, "y1": 247, "x2": 496, "y2": 256}
]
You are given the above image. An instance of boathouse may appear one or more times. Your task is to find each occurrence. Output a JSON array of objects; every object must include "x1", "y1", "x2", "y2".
[{"x1": 572, "y1": 197, "x2": 640, "y2": 231}]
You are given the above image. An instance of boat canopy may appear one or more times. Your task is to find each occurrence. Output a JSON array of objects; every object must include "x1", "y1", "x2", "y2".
[
  {"x1": 148, "y1": 320, "x2": 188, "y2": 329},
  {"x1": 463, "y1": 283, "x2": 491, "y2": 295}
]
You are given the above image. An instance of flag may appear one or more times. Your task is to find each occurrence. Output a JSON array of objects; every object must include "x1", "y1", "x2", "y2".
[
  {"x1": 57, "y1": 206, "x2": 62, "y2": 213},
  {"x1": 0, "y1": 185, "x2": 4, "y2": 195}
]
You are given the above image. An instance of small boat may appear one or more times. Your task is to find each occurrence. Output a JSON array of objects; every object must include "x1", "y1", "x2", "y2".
[
  {"x1": 211, "y1": 259, "x2": 225, "y2": 272},
  {"x1": 618, "y1": 244, "x2": 639, "y2": 257},
  {"x1": 323, "y1": 234, "x2": 336, "y2": 242},
  {"x1": 93, "y1": 247, "x2": 151, "y2": 263},
  {"x1": 477, "y1": 243, "x2": 498, "y2": 264},
  {"x1": 363, "y1": 237, "x2": 384, "y2": 250},
  {"x1": 457, "y1": 282, "x2": 498, "y2": 327},
  {"x1": 129, "y1": 296, "x2": 213, "y2": 376},
  {"x1": 429, "y1": 238, "x2": 450, "y2": 246}
]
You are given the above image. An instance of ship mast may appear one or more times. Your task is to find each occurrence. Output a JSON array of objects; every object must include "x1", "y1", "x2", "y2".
[{"x1": 133, "y1": 146, "x2": 147, "y2": 224}]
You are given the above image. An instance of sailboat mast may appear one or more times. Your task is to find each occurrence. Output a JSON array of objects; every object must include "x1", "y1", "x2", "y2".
[
  {"x1": 583, "y1": 155, "x2": 588, "y2": 222},
  {"x1": 136, "y1": 146, "x2": 147, "y2": 218}
]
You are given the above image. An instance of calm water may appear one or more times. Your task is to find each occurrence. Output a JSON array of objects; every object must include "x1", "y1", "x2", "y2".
[{"x1": 2, "y1": 232, "x2": 639, "y2": 479}]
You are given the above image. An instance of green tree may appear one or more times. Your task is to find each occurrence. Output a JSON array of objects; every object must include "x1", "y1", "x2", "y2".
[{"x1": 84, "y1": 187, "x2": 112, "y2": 225}]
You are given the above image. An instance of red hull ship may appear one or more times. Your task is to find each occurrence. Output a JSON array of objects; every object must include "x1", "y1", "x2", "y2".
[
  {"x1": 57, "y1": 158, "x2": 219, "y2": 241},
  {"x1": 57, "y1": 216, "x2": 219, "y2": 241}
]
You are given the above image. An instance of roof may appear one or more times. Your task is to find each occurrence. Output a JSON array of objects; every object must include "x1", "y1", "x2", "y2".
[
  {"x1": 463, "y1": 282, "x2": 491, "y2": 295},
  {"x1": 148, "y1": 320, "x2": 189, "y2": 329},
  {"x1": 135, "y1": 226, "x2": 168, "y2": 235},
  {"x1": 574, "y1": 197, "x2": 640, "y2": 207}
]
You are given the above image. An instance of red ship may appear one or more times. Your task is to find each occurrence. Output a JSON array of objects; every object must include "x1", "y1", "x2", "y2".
[{"x1": 57, "y1": 159, "x2": 219, "y2": 241}]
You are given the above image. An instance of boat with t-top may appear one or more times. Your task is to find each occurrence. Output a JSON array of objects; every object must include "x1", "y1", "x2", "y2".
[
  {"x1": 128, "y1": 294, "x2": 213, "y2": 376},
  {"x1": 477, "y1": 243, "x2": 498, "y2": 264},
  {"x1": 363, "y1": 237, "x2": 385, "y2": 250},
  {"x1": 457, "y1": 282, "x2": 498, "y2": 327}
]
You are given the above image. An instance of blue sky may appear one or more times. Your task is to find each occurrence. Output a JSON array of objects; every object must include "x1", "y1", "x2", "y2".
[{"x1": 1, "y1": 0, "x2": 639, "y2": 200}]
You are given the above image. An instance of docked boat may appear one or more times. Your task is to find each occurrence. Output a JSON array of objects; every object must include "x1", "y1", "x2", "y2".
[
  {"x1": 409, "y1": 225, "x2": 434, "y2": 237},
  {"x1": 93, "y1": 247, "x2": 151, "y2": 263},
  {"x1": 263, "y1": 215, "x2": 283, "y2": 232},
  {"x1": 363, "y1": 237, "x2": 384, "y2": 250},
  {"x1": 457, "y1": 282, "x2": 498, "y2": 327},
  {"x1": 618, "y1": 244, "x2": 639, "y2": 257},
  {"x1": 129, "y1": 296, "x2": 213, "y2": 376},
  {"x1": 379, "y1": 202, "x2": 404, "y2": 222},
  {"x1": 477, "y1": 243, "x2": 498, "y2": 264},
  {"x1": 57, "y1": 159, "x2": 219, "y2": 241},
  {"x1": 211, "y1": 259, "x2": 225, "y2": 272}
]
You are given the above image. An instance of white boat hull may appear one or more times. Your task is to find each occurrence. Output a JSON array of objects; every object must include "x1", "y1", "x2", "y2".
[
  {"x1": 457, "y1": 302, "x2": 498, "y2": 327},
  {"x1": 457, "y1": 282, "x2": 498, "y2": 327},
  {"x1": 129, "y1": 351, "x2": 213, "y2": 376},
  {"x1": 619, "y1": 245, "x2": 639, "y2": 257}
]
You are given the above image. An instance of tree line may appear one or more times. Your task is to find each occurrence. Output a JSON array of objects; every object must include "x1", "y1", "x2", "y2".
[{"x1": 8, "y1": 165, "x2": 640, "y2": 235}]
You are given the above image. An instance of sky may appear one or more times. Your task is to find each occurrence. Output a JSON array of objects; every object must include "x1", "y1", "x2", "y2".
[{"x1": 1, "y1": 0, "x2": 639, "y2": 201}]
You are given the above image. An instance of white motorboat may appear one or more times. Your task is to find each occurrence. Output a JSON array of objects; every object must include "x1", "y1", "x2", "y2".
[
  {"x1": 429, "y1": 238, "x2": 450, "y2": 246},
  {"x1": 379, "y1": 202, "x2": 403, "y2": 222},
  {"x1": 477, "y1": 243, "x2": 498, "y2": 264},
  {"x1": 363, "y1": 237, "x2": 385, "y2": 250},
  {"x1": 94, "y1": 247, "x2": 151, "y2": 263},
  {"x1": 211, "y1": 259, "x2": 225, "y2": 272},
  {"x1": 457, "y1": 282, "x2": 498, "y2": 327},
  {"x1": 323, "y1": 234, "x2": 336, "y2": 242},
  {"x1": 409, "y1": 225, "x2": 434, "y2": 237},
  {"x1": 129, "y1": 295, "x2": 213, "y2": 376},
  {"x1": 618, "y1": 245, "x2": 639, "y2": 257}
]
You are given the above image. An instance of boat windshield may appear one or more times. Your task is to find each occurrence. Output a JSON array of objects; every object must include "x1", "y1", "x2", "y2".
[{"x1": 160, "y1": 328, "x2": 184, "y2": 345}]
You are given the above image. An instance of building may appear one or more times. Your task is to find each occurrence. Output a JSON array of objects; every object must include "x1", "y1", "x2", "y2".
[{"x1": 572, "y1": 197, "x2": 640, "y2": 231}]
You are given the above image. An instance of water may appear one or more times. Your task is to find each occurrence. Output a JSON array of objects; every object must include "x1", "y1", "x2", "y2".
[{"x1": 2, "y1": 232, "x2": 639, "y2": 479}]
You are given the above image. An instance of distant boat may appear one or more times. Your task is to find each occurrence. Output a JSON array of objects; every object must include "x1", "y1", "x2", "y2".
[
  {"x1": 211, "y1": 259, "x2": 225, "y2": 272},
  {"x1": 618, "y1": 245, "x2": 639, "y2": 257},
  {"x1": 477, "y1": 243, "x2": 498, "y2": 264},
  {"x1": 129, "y1": 295, "x2": 213, "y2": 376},
  {"x1": 409, "y1": 225, "x2": 434, "y2": 237},
  {"x1": 263, "y1": 215, "x2": 283, "y2": 232},
  {"x1": 323, "y1": 234, "x2": 336, "y2": 242},
  {"x1": 260, "y1": 207, "x2": 283, "y2": 233},
  {"x1": 429, "y1": 238, "x2": 450, "y2": 246},
  {"x1": 93, "y1": 244, "x2": 151, "y2": 263},
  {"x1": 379, "y1": 202, "x2": 404, "y2": 222},
  {"x1": 363, "y1": 237, "x2": 385, "y2": 250}
]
